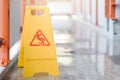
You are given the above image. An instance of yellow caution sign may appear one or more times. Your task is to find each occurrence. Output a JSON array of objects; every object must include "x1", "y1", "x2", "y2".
[{"x1": 18, "y1": 6, "x2": 59, "y2": 77}]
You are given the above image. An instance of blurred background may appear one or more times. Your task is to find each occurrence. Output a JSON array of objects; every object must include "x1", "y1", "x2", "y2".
[{"x1": 0, "y1": 0, "x2": 120, "y2": 80}]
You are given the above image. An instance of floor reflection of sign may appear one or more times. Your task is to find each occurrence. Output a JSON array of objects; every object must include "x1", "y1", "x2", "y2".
[{"x1": 30, "y1": 30, "x2": 50, "y2": 46}]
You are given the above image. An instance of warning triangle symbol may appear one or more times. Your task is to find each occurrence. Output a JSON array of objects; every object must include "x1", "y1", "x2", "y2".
[{"x1": 30, "y1": 30, "x2": 50, "y2": 46}]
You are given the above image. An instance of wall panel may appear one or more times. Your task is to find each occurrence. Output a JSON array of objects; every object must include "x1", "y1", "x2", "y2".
[
  {"x1": 91, "y1": 0, "x2": 96, "y2": 24},
  {"x1": 98, "y1": 0, "x2": 107, "y2": 29}
]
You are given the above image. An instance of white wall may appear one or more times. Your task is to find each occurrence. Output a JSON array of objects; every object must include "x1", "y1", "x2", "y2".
[
  {"x1": 98, "y1": 0, "x2": 107, "y2": 30},
  {"x1": 48, "y1": 1, "x2": 73, "y2": 15},
  {"x1": 10, "y1": 0, "x2": 21, "y2": 47},
  {"x1": 109, "y1": 19, "x2": 114, "y2": 38},
  {"x1": 86, "y1": 0, "x2": 90, "y2": 21},
  {"x1": 98, "y1": 0, "x2": 106, "y2": 27},
  {"x1": 76, "y1": 0, "x2": 81, "y2": 15},
  {"x1": 82, "y1": 0, "x2": 87, "y2": 19},
  {"x1": 91, "y1": 0, "x2": 96, "y2": 24},
  {"x1": 116, "y1": 0, "x2": 120, "y2": 19},
  {"x1": 116, "y1": 7, "x2": 120, "y2": 19},
  {"x1": 77, "y1": 0, "x2": 120, "y2": 39}
]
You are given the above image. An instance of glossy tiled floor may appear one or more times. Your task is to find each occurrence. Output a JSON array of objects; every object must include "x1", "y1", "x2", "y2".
[{"x1": 3, "y1": 17, "x2": 120, "y2": 80}]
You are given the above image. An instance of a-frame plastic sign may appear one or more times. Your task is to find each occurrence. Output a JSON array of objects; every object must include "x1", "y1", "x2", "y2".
[{"x1": 18, "y1": 6, "x2": 59, "y2": 77}]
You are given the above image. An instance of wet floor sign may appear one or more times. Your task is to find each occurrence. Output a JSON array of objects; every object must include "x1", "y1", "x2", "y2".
[{"x1": 18, "y1": 6, "x2": 59, "y2": 77}]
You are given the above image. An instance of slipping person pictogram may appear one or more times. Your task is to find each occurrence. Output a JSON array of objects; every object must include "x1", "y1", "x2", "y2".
[{"x1": 30, "y1": 30, "x2": 50, "y2": 46}]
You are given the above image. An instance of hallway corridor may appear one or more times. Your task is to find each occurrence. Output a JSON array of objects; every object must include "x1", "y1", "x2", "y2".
[{"x1": 3, "y1": 18, "x2": 120, "y2": 80}]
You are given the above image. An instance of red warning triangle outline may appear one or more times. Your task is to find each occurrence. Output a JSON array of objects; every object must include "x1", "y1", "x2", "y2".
[{"x1": 30, "y1": 30, "x2": 50, "y2": 46}]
